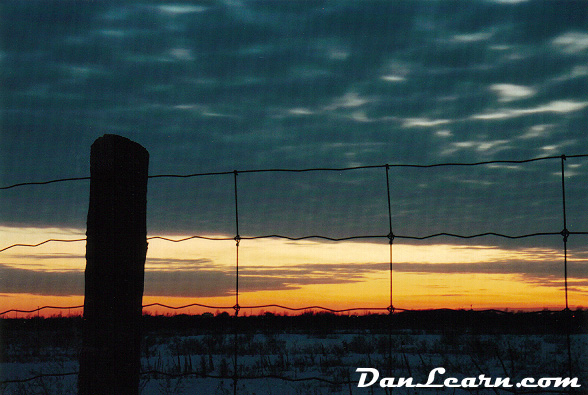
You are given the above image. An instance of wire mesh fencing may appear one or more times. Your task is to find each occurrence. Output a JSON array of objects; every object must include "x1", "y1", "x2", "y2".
[{"x1": 1, "y1": 154, "x2": 587, "y2": 393}]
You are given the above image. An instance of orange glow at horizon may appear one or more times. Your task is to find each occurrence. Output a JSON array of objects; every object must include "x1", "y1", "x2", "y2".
[{"x1": 0, "y1": 226, "x2": 586, "y2": 318}]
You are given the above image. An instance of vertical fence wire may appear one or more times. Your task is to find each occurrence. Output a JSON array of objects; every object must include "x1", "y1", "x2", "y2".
[
  {"x1": 561, "y1": 156, "x2": 569, "y2": 311},
  {"x1": 385, "y1": 164, "x2": 395, "y2": 390},
  {"x1": 559, "y1": 156, "x2": 573, "y2": 381},
  {"x1": 233, "y1": 170, "x2": 241, "y2": 315},
  {"x1": 232, "y1": 170, "x2": 241, "y2": 395},
  {"x1": 385, "y1": 164, "x2": 394, "y2": 313}
]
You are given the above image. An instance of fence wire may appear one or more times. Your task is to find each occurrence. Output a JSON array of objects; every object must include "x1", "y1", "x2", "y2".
[{"x1": 0, "y1": 153, "x2": 586, "y2": 392}]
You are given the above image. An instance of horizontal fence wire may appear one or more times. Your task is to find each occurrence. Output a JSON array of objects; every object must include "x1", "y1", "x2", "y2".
[
  {"x1": 0, "y1": 303, "x2": 398, "y2": 317},
  {"x1": 2, "y1": 230, "x2": 586, "y2": 254},
  {"x1": 0, "y1": 371, "x2": 352, "y2": 387},
  {"x1": 6, "y1": 304, "x2": 570, "y2": 317},
  {"x1": 0, "y1": 238, "x2": 88, "y2": 253},
  {"x1": 2, "y1": 153, "x2": 588, "y2": 190},
  {"x1": 1, "y1": 153, "x2": 586, "y2": 391},
  {"x1": 0, "y1": 371, "x2": 574, "y2": 394}
]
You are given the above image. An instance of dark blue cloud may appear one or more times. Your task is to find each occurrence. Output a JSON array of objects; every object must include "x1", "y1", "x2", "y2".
[
  {"x1": 1, "y1": 0, "x2": 587, "y2": 245},
  {"x1": 2, "y1": 255, "x2": 586, "y2": 297}
]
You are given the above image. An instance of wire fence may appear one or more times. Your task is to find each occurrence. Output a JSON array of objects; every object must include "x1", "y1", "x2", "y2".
[{"x1": 1, "y1": 153, "x2": 586, "y2": 393}]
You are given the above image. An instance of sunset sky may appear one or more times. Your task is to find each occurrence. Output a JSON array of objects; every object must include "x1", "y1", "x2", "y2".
[{"x1": 1, "y1": 0, "x2": 588, "y2": 316}]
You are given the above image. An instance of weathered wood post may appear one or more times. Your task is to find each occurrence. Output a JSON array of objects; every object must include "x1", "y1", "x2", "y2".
[{"x1": 78, "y1": 134, "x2": 149, "y2": 395}]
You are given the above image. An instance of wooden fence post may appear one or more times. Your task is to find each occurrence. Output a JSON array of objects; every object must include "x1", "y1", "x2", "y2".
[{"x1": 78, "y1": 134, "x2": 149, "y2": 395}]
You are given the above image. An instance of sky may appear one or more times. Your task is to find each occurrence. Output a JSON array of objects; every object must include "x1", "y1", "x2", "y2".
[{"x1": 1, "y1": 0, "x2": 588, "y2": 315}]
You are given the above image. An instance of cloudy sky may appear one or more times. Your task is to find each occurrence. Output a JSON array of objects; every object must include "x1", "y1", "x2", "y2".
[{"x1": 1, "y1": 0, "x2": 588, "y2": 313}]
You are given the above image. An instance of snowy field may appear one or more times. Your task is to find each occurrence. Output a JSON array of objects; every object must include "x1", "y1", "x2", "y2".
[{"x1": 2, "y1": 315, "x2": 587, "y2": 394}]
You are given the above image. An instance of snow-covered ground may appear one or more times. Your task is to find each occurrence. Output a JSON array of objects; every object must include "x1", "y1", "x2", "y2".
[{"x1": 2, "y1": 326, "x2": 587, "y2": 394}]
